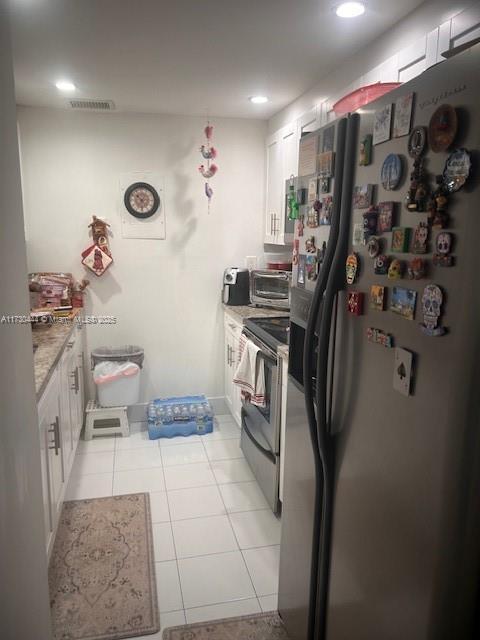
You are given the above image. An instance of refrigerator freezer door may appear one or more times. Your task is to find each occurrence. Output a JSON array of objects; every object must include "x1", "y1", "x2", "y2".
[
  {"x1": 278, "y1": 377, "x2": 318, "y2": 640},
  {"x1": 326, "y1": 45, "x2": 480, "y2": 640}
]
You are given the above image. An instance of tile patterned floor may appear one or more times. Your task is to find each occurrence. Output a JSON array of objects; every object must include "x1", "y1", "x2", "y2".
[{"x1": 66, "y1": 413, "x2": 280, "y2": 634}]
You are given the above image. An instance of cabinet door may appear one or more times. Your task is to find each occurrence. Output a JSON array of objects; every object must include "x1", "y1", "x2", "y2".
[
  {"x1": 59, "y1": 348, "x2": 74, "y2": 477},
  {"x1": 38, "y1": 407, "x2": 53, "y2": 553},
  {"x1": 224, "y1": 331, "x2": 234, "y2": 413},
  {"x1": 265, "y1": 132, "x2": 282, "y2": 244},
  {"x1": 230, "y1": 332, "x2": 242, "y2": 427},
  {"x1": 276, "y1": 122, "x2": 299, "y2": 245}
]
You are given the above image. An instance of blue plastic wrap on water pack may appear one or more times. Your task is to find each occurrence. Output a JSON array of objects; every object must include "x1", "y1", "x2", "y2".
[{"x1": 147, "y1": 395, "x2": 214, "y2": 439}]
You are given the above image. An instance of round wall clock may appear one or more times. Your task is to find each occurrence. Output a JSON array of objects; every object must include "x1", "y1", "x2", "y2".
[{"x1": 124, "y1": 182, "x2": 160, "y2": 219}]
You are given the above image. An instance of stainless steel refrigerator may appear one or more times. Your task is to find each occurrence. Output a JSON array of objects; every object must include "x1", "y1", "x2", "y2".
[{"x1": 278, "y1": 44, "x2": 480, "y2": 640}]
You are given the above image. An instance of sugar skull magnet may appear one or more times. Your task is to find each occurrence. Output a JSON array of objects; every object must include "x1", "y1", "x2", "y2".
[
  {"x1": 346, "y1": 253, "x2": 359, "y2": 285},
  {"x1": 420, "y1": 284, "x2": 446, "y2": 336},
  {"x1": 433, "y1": 232, "x2": 454, "y2": 267},
  {"x1": 388, "y1": 258, "x2": 404, "y2": 280}
]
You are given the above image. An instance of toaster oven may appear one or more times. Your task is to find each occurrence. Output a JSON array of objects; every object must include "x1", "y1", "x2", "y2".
[{"x1": 250, "y1": 269, "x2": 291, "y2": 310}]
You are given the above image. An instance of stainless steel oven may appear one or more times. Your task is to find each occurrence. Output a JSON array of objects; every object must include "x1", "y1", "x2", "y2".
[
  {"x1": 240, "y1": 326, "x2": 282, "y2": 514},
  {"x1": 250, "y1": 269, "x2": 291, "y2": 310}
]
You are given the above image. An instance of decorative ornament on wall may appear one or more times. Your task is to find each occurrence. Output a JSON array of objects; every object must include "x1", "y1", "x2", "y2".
[
  {"x1": 81, "y1": 215, "x2": 113, "y2": 277},
  {"x1": 198, "y1": 122, "x2": 219, "y2": 212}
]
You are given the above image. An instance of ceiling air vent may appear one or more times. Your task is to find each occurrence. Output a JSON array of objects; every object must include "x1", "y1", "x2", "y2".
[{"x1": 68, "y1": 99, "x2": 115, "y2": 111}]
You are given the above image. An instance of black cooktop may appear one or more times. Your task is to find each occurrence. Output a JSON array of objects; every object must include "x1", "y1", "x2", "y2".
[{"x1": 244, "y1": 316, "x2": 289, "y2": 351}]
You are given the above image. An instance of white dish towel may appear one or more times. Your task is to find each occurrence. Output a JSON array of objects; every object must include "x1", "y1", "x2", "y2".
[{"x1": 233, "y1": 334, "x2": 266, "y2": 407}]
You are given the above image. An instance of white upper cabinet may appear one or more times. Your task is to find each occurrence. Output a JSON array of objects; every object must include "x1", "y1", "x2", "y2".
[{"x1": 264, "y1": 121, "x2": 299, "y2": 246}]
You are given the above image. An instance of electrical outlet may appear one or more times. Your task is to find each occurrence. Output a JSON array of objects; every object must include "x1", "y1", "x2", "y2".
[{"x1": 245, "y1": 256, "x2": 257, "y2": 271}]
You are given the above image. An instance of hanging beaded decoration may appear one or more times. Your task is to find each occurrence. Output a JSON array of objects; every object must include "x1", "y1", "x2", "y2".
[{"x1": 198, "y1": 123, "x2": 218, "y2": 213}]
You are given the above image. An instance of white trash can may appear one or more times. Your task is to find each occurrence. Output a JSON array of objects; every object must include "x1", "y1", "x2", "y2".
[{"x1": 93, "y1": 361, "x2": 141, "y2": 407}]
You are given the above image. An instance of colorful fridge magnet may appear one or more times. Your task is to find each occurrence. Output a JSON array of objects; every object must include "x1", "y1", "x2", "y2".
[
  {"x1": 307, "y1": 206, "x2": 319, "y2": 228},
  {"x1": 374, "y1": 254, "x2": 390, "y2": 275},
  {"x1": 363, "y1": 206, "x2": 378, "y2": 240},
  {"x1": 306, "y1": 236, "x2": 316, "y2": 253},
  {"x1": 370, "y1": 285, "x2": 385, "y2": 311},
  {"x1": 287, "y1": 176, "x2": 300, "y2": 220},
  {"x1": 405, "y1": 158, "x2": 429, "y2": 212},
  {"x1": 381, "y1": 154, "x2": 403, "y2": 190},
  {"x1": 377, "y1": 201, "x2": 394, "y2": 233},
  {"x1": 373, "y1": 104, "x2": 392, "y2": 145},
  {"x1": 390, "y1": 286, "x2": 417, "y2": 320},
  {"x1": 407, "y1": 257, "x2": 426, "y2": 280},
  {"x1": 297, "y1": 215, "x2": 305, "y2": 237},
  {"x1": 393, "y1": 93, "x2": 414, "y2": 138},
  {"x1": 408, "y1": 126, "x2": 427, "y2": 158},
  {"x1": 307, "y1": 178, "x2": 318, "y2": 203},
  {"x1": 347, "y1": 291, "x2": 364, "y2": 316},
  {"x1": 388, "y1": 258, "x2": 404, "y2": 280},
  {"x1": 352, "y1": 223, "x2": 364, "y2": 246},
  {"x1": 320, "y1": 176, "x2": 330, "y2": 194},
  {"x1": 391, "y1": 227, "x2": 411, "y2": 252},
  {"x1": 353, "y1": 184, "x2": 374, "y2": 209},
  {"x1": 359, "y1": 134, "x2": 373, "y2": 166},
  {"x1": 433, "y1": 232, "x2": 454, "y2": 266},
  {"x1": 320, "y1": 196, "x2": 333, "y2": 225},
  {"x1": 317, "y1": 242, "x2": 327, "y2": 272},
  {"x1": 81, "y1": 244, "x2": 113, "y2": 277},
  {"x1": 428, "y1": 176, "x2": 449, "y2": 229},
  {"x1": 393, "y1": 347, "x2": 414, "y2": 397},
  {"x1": 367, "y1": 236, "x2": 381, "y2": 258},
  {"x1": 297, "y1": 188, "x2": 308, "y2": 205},
  {"x1": 346, "y1": 253, "x2": 359, "y2": 285},
  {"x1": 367, "y1": 327, "x2": 394, "y2": 348},
  {"x1": 443, "y1": 148, "x2": 471, "y2": 193},
  {"x1": 420, "y1": 284, "x2": 446, "y2": 336},
  {"x1": 306, "y1": 255, "x2": 318, "y2": 281},
  {"x1": 318, "y1": 151, "x2": 334, "y2": 177},
  {"x1": 322, "y1": 125, "x2": 335, "y2": 152},
  {"x1": 297, "y1": 255, "x2": 306, "y2": 288},
  {"x1": 428, "y1": 104, "x2": 457, "y2": 152},
  {"x1": 292, "y1": 239, "x2": 299, "y2": 266},
  {"x1": 412, "y1": 222, "x2": 429, "y2": 254}
]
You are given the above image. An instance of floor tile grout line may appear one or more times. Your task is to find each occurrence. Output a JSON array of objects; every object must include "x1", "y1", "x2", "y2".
[
  {"x1": 182, "y1": 594, "x2": 264, "y2": 615},
  {"x1": 160, "y1": 450, "x2": 186, "y2": 614}
]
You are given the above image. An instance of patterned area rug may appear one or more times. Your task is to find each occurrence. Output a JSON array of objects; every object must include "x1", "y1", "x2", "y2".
[
  {"x1": 49, "y1": 493, "x2": 159, "y2": 640},
  {"x1": 163, "y1": 612, "x2": 289, "y2": 640}
]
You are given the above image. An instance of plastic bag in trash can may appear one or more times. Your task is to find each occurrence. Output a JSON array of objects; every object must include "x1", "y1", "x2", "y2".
[{"x1": 93, "y1": 361, "x2": 140, "y2": 384}]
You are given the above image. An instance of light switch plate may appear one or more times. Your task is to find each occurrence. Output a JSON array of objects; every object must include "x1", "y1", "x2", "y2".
[
  {"x1": 393, "y1": 347, "x2": 413, "y2": 396},
  {"x1": 245, "y1": 256, "x2": 258, "y2": 270}
]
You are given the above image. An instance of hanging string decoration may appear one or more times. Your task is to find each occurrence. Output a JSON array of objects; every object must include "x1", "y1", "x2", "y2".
[{"x1": 198, "y1": 123, "x2": 218, "y2": 211}]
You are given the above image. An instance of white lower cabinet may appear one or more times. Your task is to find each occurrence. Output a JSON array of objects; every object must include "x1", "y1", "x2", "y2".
[
  {"x1": 224, "y1": 313, "x2": 243, "y2": 426},
  {"x1": 38, "y1": 325, "x2": 85, "y2": 558}
]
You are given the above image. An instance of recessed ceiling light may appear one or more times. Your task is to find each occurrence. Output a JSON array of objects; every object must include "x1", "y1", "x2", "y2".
[
  {"x1": 249, "y1": 96, "x2": 269, "y2": 104},
  {"x1": 335, "y1": 2, "x2": 365, "y2": 18},
  {"x1": 55, "y1": 80, "x2": 76, "y2": 92}
]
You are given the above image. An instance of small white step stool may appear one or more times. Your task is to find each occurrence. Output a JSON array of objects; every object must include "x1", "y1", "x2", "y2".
[{"x1": 84, "y1": 400, "x2": 130, "y2": 440}]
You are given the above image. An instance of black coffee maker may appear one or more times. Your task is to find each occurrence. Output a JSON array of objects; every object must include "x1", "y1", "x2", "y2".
[{"x1": 222, "y1": 268, "x2": 250, "y2": 306}]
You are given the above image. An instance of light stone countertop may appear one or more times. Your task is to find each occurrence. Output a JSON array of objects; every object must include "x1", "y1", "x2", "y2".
[{"x1": 32, "y1": 310, "x2": 80, "y2": 400}]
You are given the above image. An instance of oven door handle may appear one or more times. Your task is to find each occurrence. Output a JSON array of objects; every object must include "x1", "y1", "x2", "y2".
[
  {"x1": 257, "y1": 351, "x2": 276, "y2": 366},
  {"x1": 241, "y1": 411, "x2": 276, "y2": 463}
]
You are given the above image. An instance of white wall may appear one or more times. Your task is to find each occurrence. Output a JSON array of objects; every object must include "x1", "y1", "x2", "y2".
[
  {"x1": 19, "y1": 108, "x2": 266, "y2": 401},
  {"x1": 0, "y1": 3, "x2": 52, "y2": 638},
  {"x1": 268, "y1": 0, "x2": 476, "y2": 133}
]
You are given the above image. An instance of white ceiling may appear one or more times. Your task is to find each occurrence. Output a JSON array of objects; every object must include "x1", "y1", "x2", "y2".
[{"x1": 10, "y1": 0, "x2": 425, "y2": 119}]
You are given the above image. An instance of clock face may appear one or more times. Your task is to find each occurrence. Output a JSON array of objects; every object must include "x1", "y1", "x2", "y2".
[{"x1": 124, "y1": 182, "x2": 160, "y2": 219}]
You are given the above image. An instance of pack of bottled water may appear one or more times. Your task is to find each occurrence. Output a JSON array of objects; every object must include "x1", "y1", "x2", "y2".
[{"x1": 147, "y1": 395, "x2": 214, "y2": 439}]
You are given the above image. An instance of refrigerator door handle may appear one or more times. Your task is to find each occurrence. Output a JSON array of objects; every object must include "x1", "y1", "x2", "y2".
[
  {"x1": 313, "y1": 112, "x2": 360, "y2": 640},
  {"x1": 302, "y1": 117, "x2": 348, "y2": 640}
]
